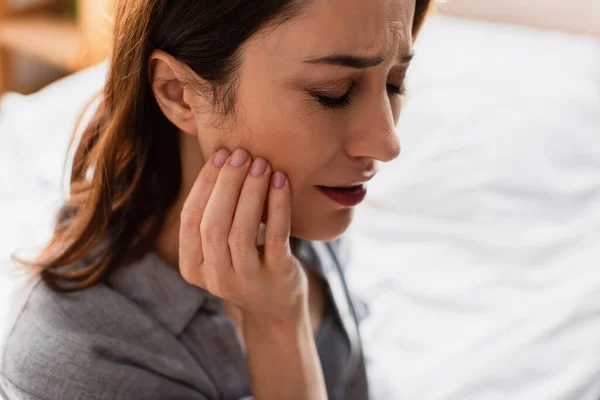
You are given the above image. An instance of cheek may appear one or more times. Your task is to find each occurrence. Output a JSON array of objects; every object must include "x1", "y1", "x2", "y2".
[
  {"x1": 248, "y1": 129, "x2": 325, "y2": 190},
  {"x1": 236, "y1": 95, "x2": 340, "y2": 189}
]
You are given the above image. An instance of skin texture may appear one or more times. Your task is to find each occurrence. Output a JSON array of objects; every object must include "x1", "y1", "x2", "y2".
[
  {"x1": 150, "y1": 0, "x2": 416, "y2": 398},
  {"x1": 153, "y1": 0, "x2": 416, "y2": 266}
]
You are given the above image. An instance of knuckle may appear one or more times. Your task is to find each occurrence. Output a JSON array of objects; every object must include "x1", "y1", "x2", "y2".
[
  {"x1": 219, "y1": 169, "x2": 243, "y2": 187},
  {"x1": 180, "y1": 209, "x2": 203, "y2": 235},
  {"x1": 204, "y1": 169, "x2": 219, "y2": 186},
  {"x1": 228, "y1": 227, "x2": 254, "y2": 251},
  {"x1": 265, "y1": 230, "x2": 289, "y2": 248},
  {"x1": 271, "y1": 195, "x2": 288, "y2": 212},
  {"x1": 200, "y1": 221, "x2": 228, "y2": 245}
]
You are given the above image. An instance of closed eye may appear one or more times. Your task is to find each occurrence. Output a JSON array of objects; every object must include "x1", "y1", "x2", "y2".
[
  {"x1": 311, "y1": 84, "x2": 354, "y2": 111},
  {"x1": 387, "y1": 84, "x2": 405, "y2": 96},
  {"x1": 310, "y1": 82, "x2": 406, "y2": 111}
]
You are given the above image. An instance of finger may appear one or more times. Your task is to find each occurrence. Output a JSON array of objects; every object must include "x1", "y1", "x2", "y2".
[
  {"x1": 264, "y1": 171, "x2": 292, "y2": 267},
  {"x1": 201, "y1": 148, "x2": 252, "y2": 273},
  {"x1": 179, "y1": 148, "x2": 230, "y2": 285},
  {"x1": 229, "y1": 157, "x2": 271, "y2": 271}
]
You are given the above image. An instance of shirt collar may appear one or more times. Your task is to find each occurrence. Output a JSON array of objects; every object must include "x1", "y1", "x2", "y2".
[
  {"x1": 293, "y1": 237, "x2": 326, "y2": 277},
  {"x1": 105, "y1": 251, "x2": 223, "y2": 336},
  {"x1": 103, "y1": 239, "x2": 328, "y2": 336}
]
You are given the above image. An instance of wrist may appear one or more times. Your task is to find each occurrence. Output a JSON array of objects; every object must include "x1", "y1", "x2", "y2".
[
  {"x1": 242, "y1": 299, "x2": 327, "y2": 400},
  {"x1": 241, "y1": 301, "x2": 310, "y2": 339}
]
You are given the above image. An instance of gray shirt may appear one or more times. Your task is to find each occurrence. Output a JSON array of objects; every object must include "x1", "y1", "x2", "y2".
[{"x1": 0, "y1": 239, "x2": 369, "y2": 400}]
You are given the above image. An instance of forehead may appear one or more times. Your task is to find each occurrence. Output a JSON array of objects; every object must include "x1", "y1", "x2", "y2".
[{"x1": 254, "y1": 0, "x2": 415, "y2": 61}]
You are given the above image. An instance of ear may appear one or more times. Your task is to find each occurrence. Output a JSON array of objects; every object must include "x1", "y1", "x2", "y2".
[{"x1": 149, "y1": 50, "x2": 200, "y2": 135}]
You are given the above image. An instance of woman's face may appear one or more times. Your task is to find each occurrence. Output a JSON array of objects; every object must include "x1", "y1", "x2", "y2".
[{"x1": 179, "y1": 0, "x2": 415, "y2": 242}]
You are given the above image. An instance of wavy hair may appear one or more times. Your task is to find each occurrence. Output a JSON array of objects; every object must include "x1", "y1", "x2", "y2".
[{"x1": 18, "y1": 0, "x2": 434, "y2": 292}]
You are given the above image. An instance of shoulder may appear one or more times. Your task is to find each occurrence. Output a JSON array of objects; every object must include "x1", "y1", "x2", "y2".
[
  {"x1": 0, "y1": 274, "x2": 210, "y2": 400},
  {"x1": 0, "y1": 276, "x2": 140, "y2": 398}
]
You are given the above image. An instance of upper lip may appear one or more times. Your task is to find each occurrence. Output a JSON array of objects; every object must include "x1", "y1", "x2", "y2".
[{"x1": 320, "y1": 173, "x2": 377, "y2": 188}]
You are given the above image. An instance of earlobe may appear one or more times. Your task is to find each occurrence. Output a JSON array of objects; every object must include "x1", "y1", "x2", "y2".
[{"x1": 149, "y1": 50, "x2": 198, "y2": 135}]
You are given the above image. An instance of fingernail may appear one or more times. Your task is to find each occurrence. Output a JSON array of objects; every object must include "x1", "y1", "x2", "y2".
[
  {"x1": 230, "y1": 149, "x2": 249, "y2": 167},
  {"x1": 271, "y1": 171, "x2": 286, "y2": 189},
  {"x1": 250, "y1": 158, "x2": 267, "y2": 177},
  {"x1": 213, "y1": 149, "x2": 230, "y2": 167}
]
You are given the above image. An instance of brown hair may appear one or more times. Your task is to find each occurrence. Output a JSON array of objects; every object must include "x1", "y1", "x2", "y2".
[{"x1": 21, "y1": 0, "x2": 434, "y2": 292}]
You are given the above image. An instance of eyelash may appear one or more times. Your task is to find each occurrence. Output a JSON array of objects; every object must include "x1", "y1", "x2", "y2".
[{"x1": 315, "y1": 83, "x2": 406, "y2": 111}]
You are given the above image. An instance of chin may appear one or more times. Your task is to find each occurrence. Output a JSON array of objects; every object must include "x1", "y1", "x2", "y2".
[{"x1": 291, "y1": 208, "x2": 354, "y2": 242}]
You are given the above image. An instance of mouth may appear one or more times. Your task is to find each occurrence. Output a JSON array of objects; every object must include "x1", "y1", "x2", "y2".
[{"x1": 316, "y1": 184, "x2": 368, "y2": 207}]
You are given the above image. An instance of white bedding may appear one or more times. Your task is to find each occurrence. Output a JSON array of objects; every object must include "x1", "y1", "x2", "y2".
[
  {"x1": 1, "y1": 15, "x2": 599, "y2": 400},
  {"x1": 347, "y1": 16, "x2": 600, "y2": 400}
]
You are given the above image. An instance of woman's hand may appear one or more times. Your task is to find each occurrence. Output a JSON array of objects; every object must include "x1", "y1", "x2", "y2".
[
  {"x1": 178, "y1": 148, "x2": 308, "y2": 324},
  {"x1": 179, "y1": 148, "x2": 327, "y2": 400}
]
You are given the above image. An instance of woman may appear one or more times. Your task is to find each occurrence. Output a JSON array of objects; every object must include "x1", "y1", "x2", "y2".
[{"x1": 0, "y1": 0, "x2": 431, "y2": 398}]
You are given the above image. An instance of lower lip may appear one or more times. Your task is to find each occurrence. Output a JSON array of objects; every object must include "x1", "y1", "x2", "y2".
[{"x1": 317, "y1": 185, "x2": 367, "y2": 207}]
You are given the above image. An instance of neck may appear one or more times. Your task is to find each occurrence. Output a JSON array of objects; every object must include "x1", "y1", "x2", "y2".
[{"x1": 154, "y1": 131, "x2": 205, "y2": 268}]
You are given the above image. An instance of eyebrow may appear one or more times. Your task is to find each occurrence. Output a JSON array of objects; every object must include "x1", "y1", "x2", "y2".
[{"x1": 303, "y1": 52, "x2": 414, "y2": 69}]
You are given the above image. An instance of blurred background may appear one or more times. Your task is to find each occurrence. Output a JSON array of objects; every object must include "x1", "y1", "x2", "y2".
[
  {"x1": 0, "y1": 0, "x2": 114, "y2": 94},
  {"x1": 1, "y1": 1, "x2": 599, "y2": 399},
  {"x1": 0, "y1": 0, "x2": 598, "y2": 95}
]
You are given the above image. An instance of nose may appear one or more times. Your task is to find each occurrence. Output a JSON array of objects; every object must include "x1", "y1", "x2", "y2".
[{"x1": 343, "y1": 95, "x2": 401, "y2": 163}]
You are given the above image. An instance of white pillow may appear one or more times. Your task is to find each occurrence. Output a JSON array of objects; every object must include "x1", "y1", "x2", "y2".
[
  {"x1": 347, "y1": 15, "x2": 600, "y2": 400},
  {"x1": 0, "y1": 62, "x2": 108, "y2": 261},
  {"x1": 0, "y1": 63, "x2": 108, "y2": 327}
]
